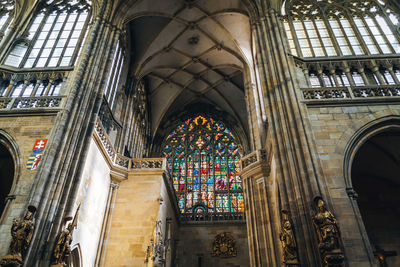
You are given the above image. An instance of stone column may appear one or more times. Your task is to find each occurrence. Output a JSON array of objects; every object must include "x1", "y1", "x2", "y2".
[
  {"x1": 95, "y1": 181, "x2": 120, "y2": 267},
  {"x1": 251, "y1": 8, "x2": 327, "y2": 266},
  {"x1": 240, "y1": 149, "x2": 281, "y2": 266},
  {"x1": 22, "y1": 2, "x2": 122, "y2": 265}
]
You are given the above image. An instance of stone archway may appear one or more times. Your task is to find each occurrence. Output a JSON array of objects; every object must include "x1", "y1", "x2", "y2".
[
  {"x1": 351, "y1": 129, "x2": 400, "y2": 267},
  {"x1": 0, "y1": 141, "x2": 15, "y2": 218}
]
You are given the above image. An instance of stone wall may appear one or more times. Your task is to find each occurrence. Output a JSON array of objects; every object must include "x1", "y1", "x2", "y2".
[
  {"x1": 0, "y1": 114, "x2": 56, "y2": 256},
  {"x1": 104, "y1": 168, "x2": 178, "y2": 267},
  {"x1": 305, "y1": 103, "x2": 400, "y2": 266},
  {"x1": 176, "y1": 223, "x2": 249, "y2": 267}
]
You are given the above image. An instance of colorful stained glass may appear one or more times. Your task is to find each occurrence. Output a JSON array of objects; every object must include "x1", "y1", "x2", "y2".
[{"x1": 161, "y1": 115, "x2": 243, "y2": 218}]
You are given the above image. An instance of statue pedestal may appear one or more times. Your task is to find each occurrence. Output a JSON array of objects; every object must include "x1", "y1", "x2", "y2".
[
  {"x1": 0, "y1": 254, "x2": 22, "y2": 267},
  {"x1": 322, "y1": 250, "x2": 345, "y2": 267}
]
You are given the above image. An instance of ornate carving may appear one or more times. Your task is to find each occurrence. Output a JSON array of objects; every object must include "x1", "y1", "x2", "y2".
[
  {"x1": 302, "y1": 88, "x2": 350, "y2": 100},
  {"x1": 51, "y1": 206, "x2": 80, "y2": 267},
  {"x1": 94, "y1": 119, "x2": 116, "y2": 160},
  {"x1": 241, "y1": 149, "x2": 267, "y2": 170},
  {"x1": 145, "y1": 220, "x2": 167, "y2": 265},
  {"x1": 280, "y1": 210, "x2": 299, "y2": 266},
  {"x1": 0, "y1": 206, "x2": 36, "y2": 267},
  {"x1": 131, "y1": 159, "x2": 163, "y2": 169},
  {"x1": 211, "y1": 233, "x2": 237, "y2": 258},
  {"x1": 12, "y1": 96, "x2": 63, "y2": 109},
  {"x1": 115, "y1": 154, "x2": 130, "y2": 169},
  {"x1": 312, "y1": 197, "x2": 344, "y2": 267}
]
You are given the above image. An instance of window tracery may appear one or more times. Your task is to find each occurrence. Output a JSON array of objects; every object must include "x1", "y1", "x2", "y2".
[
  {"x1": 284, "y1": 0, "x2": 400, "y2": 58},
  {"x1": 0, "y1": 0, "x2": 14, "y2": 40},
  {"x1": 161, "y1": 115, "x2": 244, "y2": 221},
  {"x1": 3, "y1": 0, "x2": 91, "y2": 68}
]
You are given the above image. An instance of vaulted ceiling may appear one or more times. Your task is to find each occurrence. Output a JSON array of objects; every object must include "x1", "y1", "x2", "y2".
[{"x1": 126, "y1": 0, "x2": 253, "y2": 140}]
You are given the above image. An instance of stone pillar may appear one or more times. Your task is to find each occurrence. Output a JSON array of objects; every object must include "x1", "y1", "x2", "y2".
[
  {"x1": 240, "y1": 149, "x2": 281, "y2": 266},
  {"x1": 251, "y1": 8, "x2": 328, "y2": 266},
  {"x1": 22, "y1": 2, "x2": 122, "y2": 266},
  {"x1": 95, "y1": 181, "x2": 120, "y2": 267}
]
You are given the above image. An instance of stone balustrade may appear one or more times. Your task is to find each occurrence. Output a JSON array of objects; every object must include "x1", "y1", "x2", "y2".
[{"x1": 301, "y1": 85, "x2": 400, "y2": 103}]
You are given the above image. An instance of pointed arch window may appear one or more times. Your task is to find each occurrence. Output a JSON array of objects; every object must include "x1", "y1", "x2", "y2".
[
  {"x1": 162, "y1": 115, "x2": 244, "y2": 221},
  {"x1": 0, "y1": 0, "x2": 14, "y2": 41},
  {"x1": 283, "y1": 0, "x2": 400, "y2": 57},
  {"x1": 3, "y1": 0, "x2": 91, "y2": 68}
]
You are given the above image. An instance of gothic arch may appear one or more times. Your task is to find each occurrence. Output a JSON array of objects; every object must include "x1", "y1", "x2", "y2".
[
  {"x1": 343, "y1": 115, "x2": 400, "y2": 190},
  {"x1": 0, "y1": 129, "x2": 21, "y2": 223}
]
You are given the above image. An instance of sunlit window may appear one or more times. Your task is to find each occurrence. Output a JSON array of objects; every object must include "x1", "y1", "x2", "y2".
[
  {"x1": 104, "y1": 41, "x2": 124, "y2": 108},
  {"x1": 162, "y1": 115, "x2": 244, "y2": 221},
  {"x1": 283, "y1": 0, "x2": 400, "y2": 57},
  {"x1": 3, "y1": 0, "x2": 91, "y2": 68},
  {"x1": 0, "y1": 0, "x2": 14, "y2": 40}
]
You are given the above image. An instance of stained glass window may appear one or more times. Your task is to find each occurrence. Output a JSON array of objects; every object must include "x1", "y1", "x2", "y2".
[{"x1": 162, "y1": 115, "x2": 244, "y2": 221}]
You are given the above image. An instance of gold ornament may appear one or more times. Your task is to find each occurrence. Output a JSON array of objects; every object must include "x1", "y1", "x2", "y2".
[{"x1": 211, "y1": 232, "x2": 237, "y2": 258}]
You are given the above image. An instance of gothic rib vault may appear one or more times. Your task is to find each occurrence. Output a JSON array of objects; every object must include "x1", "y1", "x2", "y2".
[{"x1": 0, "y1": 0, "x2": 399, "y2": 267}]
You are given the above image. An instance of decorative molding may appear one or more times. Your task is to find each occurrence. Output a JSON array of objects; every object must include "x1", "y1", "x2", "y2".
[
  {"x1": 240, "y1": 149, "x2": 270, "y2": 179},
  {"x1": 131, "y1": 158, "x2": 164, "y2": 170}
]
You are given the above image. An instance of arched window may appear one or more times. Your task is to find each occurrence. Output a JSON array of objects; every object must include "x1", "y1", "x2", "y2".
[
  {"x1": 0, "y1": 0, "x2": 14, "y2": 40},
  {"x1": 162, "y1": 115, "x2": 244, "y2": 221},
  {"x1": 283, "y1": 0, "x2": 400, "y2": 57},
  {"x1": 3, "y1": 0, "x2": 91, "y2": 68}
]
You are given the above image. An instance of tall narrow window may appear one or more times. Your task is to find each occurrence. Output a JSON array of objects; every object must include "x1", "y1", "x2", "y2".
[
  {"x1": 283, "y1": 0, "x2": 400, "y2": 58},
  {"x1": 162, "y1": 115, "x2": 244, "y2": 220},
  {"x1": 3, "y1": 0, "x2": 91, "y2": 68},
  {"x1": 0, "y1": 0, "x2": 14, "y2": 40},
  {"x1": 104, "y1": 41, "x2": 124, "y2": 108}
]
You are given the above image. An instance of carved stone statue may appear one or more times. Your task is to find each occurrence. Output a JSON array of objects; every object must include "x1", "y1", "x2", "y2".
[
  {"x1": 280, "y1": 210, "x2": 299, "y2": 265},
  {"x1": 312, "y1": 197, "x2": 344, "y2": 267},
  {"x1": 211, "y1": 232, "x2": 237, "y2": 258},
  {"x1": 0, "y1": 205, "x2": 36, "y2": 267},
  {"x1": 51, "y1": 205, "x2": 80, "y2": 267},
  {"x1": 52, "y1": 221, "x2": 73, "y2": 266}
]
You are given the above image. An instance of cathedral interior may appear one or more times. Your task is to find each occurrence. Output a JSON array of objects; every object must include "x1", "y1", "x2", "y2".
[{"x1": 0, "y1": 0, "x2": 400, "y2": 266}]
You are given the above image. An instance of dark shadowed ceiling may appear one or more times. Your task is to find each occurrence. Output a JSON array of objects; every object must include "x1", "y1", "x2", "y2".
[{"x1": 126, "y1": 0, "x2": 253, "y2": 140}]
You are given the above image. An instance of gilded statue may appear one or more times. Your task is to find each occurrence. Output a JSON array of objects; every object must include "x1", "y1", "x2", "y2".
[
  {"x1": 312, "y1": 197, "x2": 344, "y2": 266},
  {"x1": 279, "y1": 210, "x2": 299, "y2": 265},
  {"x1": 0, "y1": 205, "x2": 36, "y2": 267},
  {"x1": 51, "y1": 205, "x2": 80, "y2": 267},
  {"x1": 211, "y1": 232, "x2": 237, "y2": 258}
]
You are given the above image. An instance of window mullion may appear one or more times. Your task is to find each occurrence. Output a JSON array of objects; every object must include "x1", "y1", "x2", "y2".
[
  {"x1": 33, "y1": 13, "x2": 60, "y2": 67},
  {"x1": 346, "y1": 13, "x2": 369, "y2": 55},
  {"x1": 288, "y1": 18, "x2": 303, "y2": 57},
  {"x1": 71, "y1": 11, "x2": 91, "y2": 64},
  {"x1": 42, "y1": 12, "x2": 62, "y2": 67},
  {"x1": 312, "y1": 18, "x2": 327, "y2": 56},
  {"x1": 301, "y1": 19, "x2": 315, "y2": 57},
  {"x1": 57, "y1": 12, "x2": 80, "y2": 67},
  {"x1": 361, "y1": 16, "x2": 383, "y2": 54},
  {"x1": 336, "y1": 16, "x2": 355, "y2": 55},
  {"x1": 19, "y1": 12, "x2": 48, "y2": 68},
  {"x1": 324, "y1": 15, "x2": 343, "y2": 56},
  {"x1": 372, "y1": 15, "x2": 395, "y2": 54}
]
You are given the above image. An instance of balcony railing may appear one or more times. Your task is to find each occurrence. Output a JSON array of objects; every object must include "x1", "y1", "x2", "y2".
[
  {"x1": 301, "y1": 85, "x2": 400, "y2": 104},
  {"x1": 0, "y1": 96, "x2": 65, "y2": 111}
]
